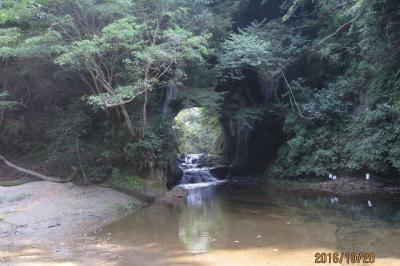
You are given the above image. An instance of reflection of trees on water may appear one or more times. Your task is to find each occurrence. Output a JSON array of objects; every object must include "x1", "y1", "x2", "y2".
[
  {"x1": 268, "y1": 190, "x2": 400, "y2": 225},
  {"x1": 178, "y1": 187, "x2": 228, "y2": 253},
  {"x1": 268, "y1": 190, "x2": 400, "y2": 252},
  {"x1": 178, "y1": 186, "x2": 400, "y2": 256},
  {"x1": 98, "y1": 185, "x2": 400, "y2": 260},
  {"x1": 177, "y1": 188, "x2": 400, "y2": 254}
]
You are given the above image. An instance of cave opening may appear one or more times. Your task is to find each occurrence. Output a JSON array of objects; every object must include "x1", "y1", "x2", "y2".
[{"x1": 173, "y1": 107, "x2": 223, "y2": 156}]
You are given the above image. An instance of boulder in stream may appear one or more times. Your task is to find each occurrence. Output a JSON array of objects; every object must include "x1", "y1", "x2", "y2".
[{"x1": 163, "y1": 186, "x2": 188, "y2": 204}]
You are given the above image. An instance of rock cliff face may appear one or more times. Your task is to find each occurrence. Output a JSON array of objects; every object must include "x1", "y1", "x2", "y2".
[
  {"x1": 215, "y1": 0, "x2": 287, "y2": 175},
  {"x1": 217, "y1": 70, "x2": 284, "y2": 174}
]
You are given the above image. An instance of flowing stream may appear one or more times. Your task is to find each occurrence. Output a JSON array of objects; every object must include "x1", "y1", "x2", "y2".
[
  {"x1": 69, "y1": 154, "x2": 400, "y2": 266},
  {"x1": 178, "y1": 154, "x2": 224, "y2": 189}
]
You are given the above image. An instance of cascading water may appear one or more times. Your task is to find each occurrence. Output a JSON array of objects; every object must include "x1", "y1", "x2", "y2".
[{"x1": 177, "y1": 154, "x2": 224, "y2": 189}]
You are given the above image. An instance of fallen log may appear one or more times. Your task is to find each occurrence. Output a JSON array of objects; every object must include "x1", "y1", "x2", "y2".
[{"x1": 0, "y1": 154, "x2": 73, "y2": 183}]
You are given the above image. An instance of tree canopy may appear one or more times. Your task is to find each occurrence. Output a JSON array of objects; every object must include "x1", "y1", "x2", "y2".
[{"x1": 0, "y1": 0, "x2": 399, "y2": 182}]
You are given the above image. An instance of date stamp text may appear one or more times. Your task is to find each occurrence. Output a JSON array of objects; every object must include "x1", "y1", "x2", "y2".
[{"x1": 314, "y1": 252, "x2": 375, "y2": 264}]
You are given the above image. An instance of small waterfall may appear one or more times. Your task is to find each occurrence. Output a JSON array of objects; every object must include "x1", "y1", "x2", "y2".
[{"x1": 178, "y1": 154, "x2": 224, "y2": 188}]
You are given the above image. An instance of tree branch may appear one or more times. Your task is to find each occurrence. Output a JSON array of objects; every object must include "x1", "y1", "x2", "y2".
[
  {"x1": 317, "y1": 13, "x2": 361, "y2": 46},
  {"x1": 280, "y1": 70, "x2": 313, "y2": 120}
]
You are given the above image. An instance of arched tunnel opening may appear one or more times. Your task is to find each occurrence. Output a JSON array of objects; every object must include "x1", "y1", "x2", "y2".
[
  {"x1": 169, "y1": 69, "x2": 286, "y2": 187},
  {"x1": 173, "y1": 107, "x2": 222, "y2": 156},
  {"x1": 170, "y1": 107, "x2": 225, "y2": 187}
]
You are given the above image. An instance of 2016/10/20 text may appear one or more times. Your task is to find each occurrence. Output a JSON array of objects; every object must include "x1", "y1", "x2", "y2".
[{"x1": 315, "y1": 252, "x2": 375, "y2": 264}]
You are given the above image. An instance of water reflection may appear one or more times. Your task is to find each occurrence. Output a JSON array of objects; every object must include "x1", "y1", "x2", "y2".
[
  {"x1": 87, "y1": 185, "x2": 400, "y2": 265},
  {"x1": 179, "y1": 187, "x2": 226, "y2": 253},
  {"x1": 178, "y1": 186, "x2": 400, "y2": 255},
  {"x1": 185, "y1": 186, "x2": 216, "y2": 206},
  {"x1": 330, "y1": 197, "x2": 339, "y2": 204},
  {"x1": 330, "y1": 197, "x2": 375, "y2": 208}
]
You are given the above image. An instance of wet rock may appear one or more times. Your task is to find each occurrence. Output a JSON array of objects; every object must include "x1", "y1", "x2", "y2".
[
  {"x1": 180, "y1": 171, "x2": 218, "y2": 184},
  {"x1": 209, "y1": 165, "x2": 229, "y2": 179},
  {"x1": 191, "y1": 176, "x2": 202, "y2": 183},
  {"x1": 163, "y1": 186, "x2": 188, "y2": 203},
  {"x1": 166, "y1": 161, "x2": 183, "y2": 189}
]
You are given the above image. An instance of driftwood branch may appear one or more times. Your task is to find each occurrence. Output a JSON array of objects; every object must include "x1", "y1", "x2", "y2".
[{"x1": 0, "y1": 154, "x2": 73, "y2": 183}]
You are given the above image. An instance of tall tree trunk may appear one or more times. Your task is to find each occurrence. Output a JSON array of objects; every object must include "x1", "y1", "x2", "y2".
[
  {"x1": 142, "y1": 90, "x2": 148, "y2": 137},
  {"x1": 120, "y1": 104, "x2": 135, "y2": 138}
]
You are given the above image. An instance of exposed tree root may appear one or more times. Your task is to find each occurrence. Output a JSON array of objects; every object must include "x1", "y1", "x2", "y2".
[{"x1": 0, "y1": 154, "x2": 74, "y2": 183}]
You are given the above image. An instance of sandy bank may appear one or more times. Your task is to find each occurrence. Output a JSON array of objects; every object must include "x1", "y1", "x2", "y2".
[{"x1": 0, "y1": 181, "x2": 140, "y2": 265}]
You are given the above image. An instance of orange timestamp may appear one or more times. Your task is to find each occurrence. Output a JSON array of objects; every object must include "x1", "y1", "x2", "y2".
[{"x1": 315, "y1": 252, "x2": 375, "y2": 264}]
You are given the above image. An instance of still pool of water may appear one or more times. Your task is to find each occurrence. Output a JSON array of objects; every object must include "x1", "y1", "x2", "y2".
[{"x1": 75, "y1": 185, "x2": 400, "y2": 266}]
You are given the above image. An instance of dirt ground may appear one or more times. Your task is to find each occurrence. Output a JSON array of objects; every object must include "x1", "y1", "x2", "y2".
[{"x1": 0, "y1": 181, "x2": 140, "y2": 265}]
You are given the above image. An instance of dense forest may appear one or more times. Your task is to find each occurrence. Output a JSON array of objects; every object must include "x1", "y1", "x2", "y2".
[{"x1": 0, "y1": 0, "x2": 399, "y2": 187}]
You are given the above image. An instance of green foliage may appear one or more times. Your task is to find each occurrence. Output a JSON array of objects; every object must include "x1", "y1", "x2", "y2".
[
  {"x1": 344, "y1": 104, "x2": 400, "y2": 173},
  {"x1": 281, "y1": 0, "x2": 307, "y2": 22},
  {"x1": 0, "y1": 91, "x2": 19, "y2": 110},
  {"x1": 234, "y1": 106, "x2": 266, "y2": 129},
  {"x1": 205, "y1": 0, "x2": 246, "y2": 43},
  {"x1": 219, "y1": 24, "x2": 272, "y2": 74},
  {"x1": 0, "y1": 117, "x2": 27, "y2": 150},
  {"x1": 1, "y1": 0, "x2": 399, "y2": 184},
  {"x1": 0, "y1": 0, "x2": 224, "y2": 182},
  {"x1": 269, "y1": 112, "x2": 341, "y2": 178},
  {"x1": 174, "y1": 108, "x2": 222, "y2": 154},
  {"x1": 53, "y1": 0, "x2": 212, "y2": 112},
  {"x1": 179, "y1": 87, "x2": 224, "y2": 113},
  {"x1": 124, "y1": 118, "x2": 178, "y2": 169},
  {"x1": 217, "y1": 20, "x2": 304, "y2": 80},
  {"x1": 111, "y1": 168, "x2": 143, "y2": 190},
  {"x1": 269, "y1": 0, "x2": 400, "y2": 178},
  {"x1": 115, "y1": 201, "x2": 137, "y2": 214},
  {"x1": 45, "y1": 101, "x2": 95, "y2": 177}
]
